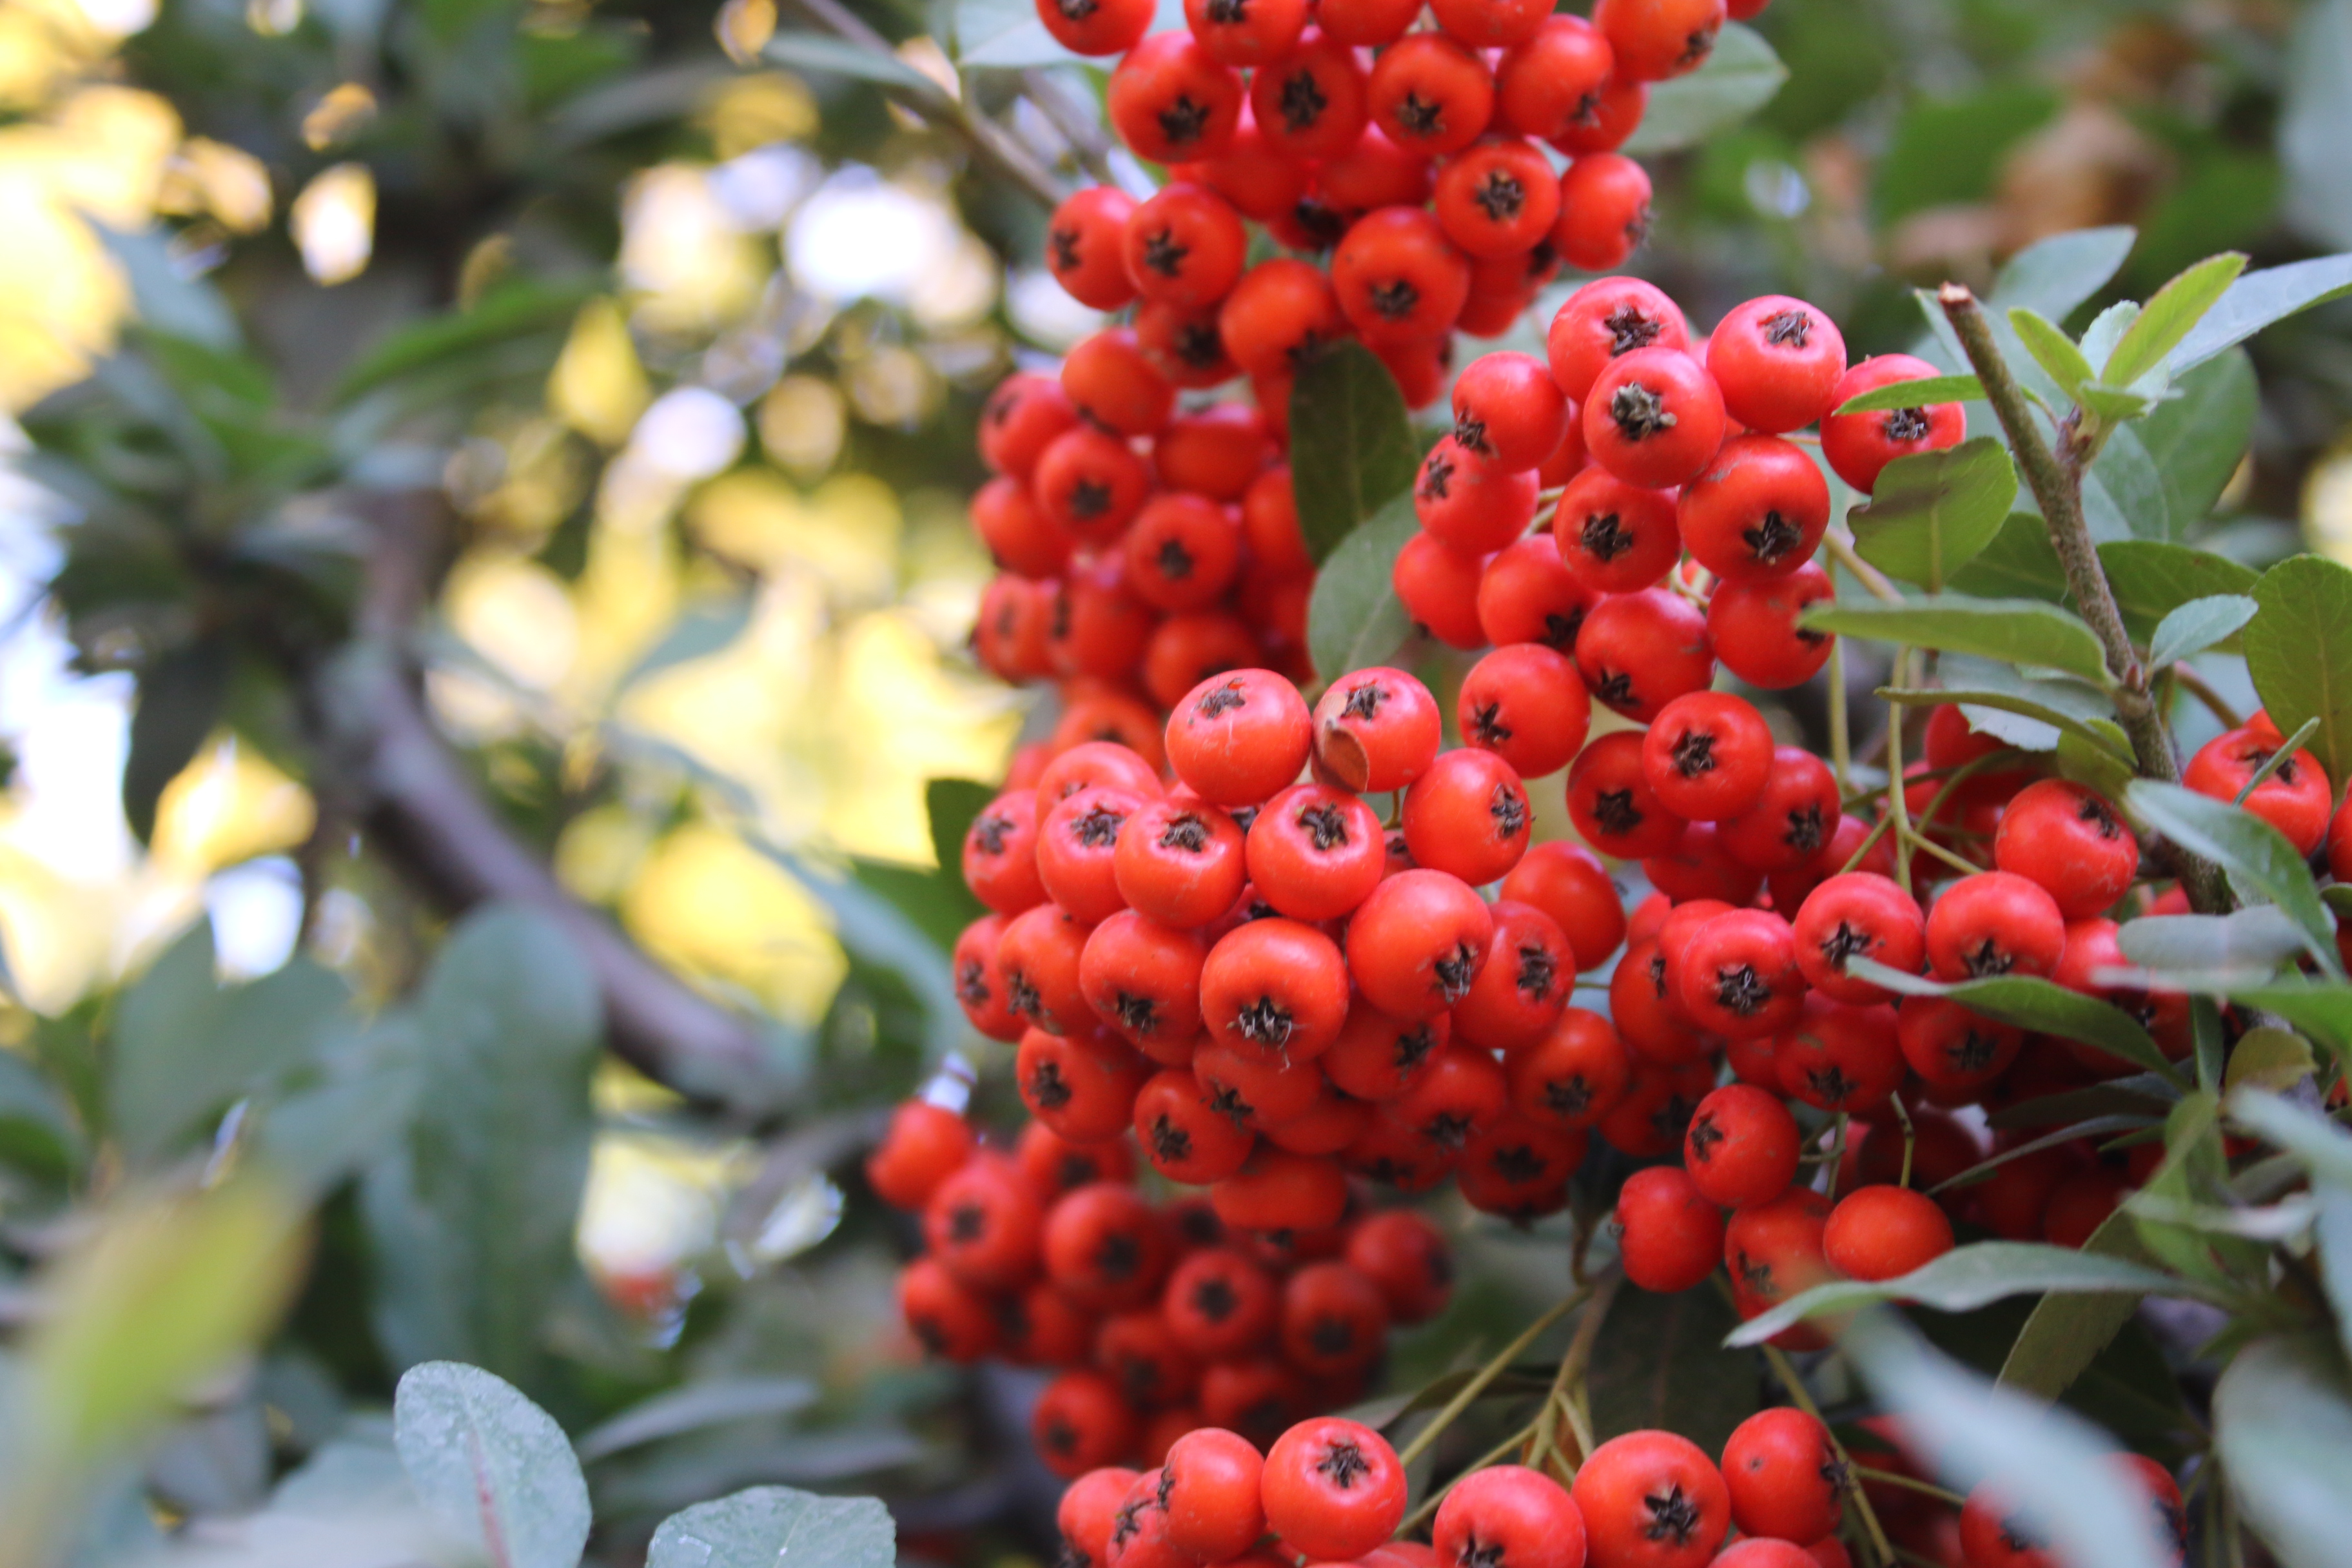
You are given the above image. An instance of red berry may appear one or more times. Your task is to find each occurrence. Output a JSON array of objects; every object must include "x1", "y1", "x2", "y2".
[
  {"x1": 1723, "y1": 1185, "x2": 1832, "y2": 1307},
  {"x1": 1200, "y1": 917, "x2": 1351, "y2": 1060},
  {"x1": 1000, "y1": 903, "x2": 1096, "y2": 1035},
  {"x1": 1554, "y1": 466, "x2": 1682, "y2": 594},
  {"x1": 1992, "y1": 779, "x2": 2138, "y2": 918},
  {"x1": 1721, "y1": 1407, "x2": 1843, "y2": 1545},
  {"x1": 1393, "y1": 532, "x2": 1494, "y2": 649},
  {"x1": 1168, "y1": 669, "x2": 1313, "y2": 807},
  {"x1": 1547, "y1": 280, "x2": 1689, "y2": 402},
  {"x1": 1311, "y1": 665, "x2": 1443, "y2": 792},
  {"x1": 1571, "y1": 1429, "x2": 1730, "y2": 1568},
  {"x1": 1210, "y1": 1144, "x2": 1349, "y2": 1232},
  {"x1": 1064, "y1": 327, "x2": 1176, "y2": 436},
  {"x1": 1162, "y1": 1246, "x2": 1279, "y2": 1358},
  {"x1": 1331, "y1": 204, "x2": 1475, "y2": 346},
  {"x1": 867, "y1": 1100, "x2": 974, "y2": 1211},
  {"x1": 1820, "y1": 354, "x2": 1965, "y2": 493},
  {"x1": 1347, "y1": 868, "x2": 1494, "y2": 1020},
  {"x1": 1926, "y1": 870, "x2": 2068, "y2": 981},
  {"x1": 900, "y1": 1255, "x2": 999, "y2": 1362},
  {"x1": 1108, "y1": 34, "x2": 1244, "y2": 164},
  {"x1": 1161, "y1": 1427, "x2": 1268, "y2": 1560},
  {"x1": 1435, "y1": 1465, "x2": 1588, "y2": 1568},
  {"x1": 1450, "y1": 898, "x2": 1574, "y2": 1052},
  {"x1": 1037, "y1": 0, "x2": 1153, "y2": 54},
  {"x1": 925, "y1": 1153, "x2": 1044, "y2": 1290},
  {"x1": 1116, "y1": 795, "x2": 1250, "y2": 929},
  {"x1": 1343, "y1": 1208, "x2": 1455, "y2": 1322},
  {"x1": 1495, "y1": 14, "x2": 1616, "y2": 141},
  {"x1": 1434, "y1": 137, "x2": 1562, "y2": 258},
  {"x1": 981, "y1": 372, "x2": 1079, "y2": 480},
  {"x1": 1614, "y1": 1165, "x2": 1725, "y2": 1293},
  {"x1": 1793, "y1": 872, "x2": 1926, "y2": 1003},
  {"x1": 1250, "y1": 28, "x2": 1371, "y2": 159},
  {"x1": 1574, "y1": 586, "x2": 1715, "y2": 722},
  {"x1": 1897, "y1": 994, "x2": 2023, "y2": 1095},
  {"x1": 1459, "y1": 643, "x2": 1594, "y2": 779},
  {"x1": 1048, "y1": 186, "x2": 1141, "y2": 309},
  {"x1": 1455, "y1": 349, "x2": 1572, "y2": 470},
  {"x1": 1584, "y1": 347, "x2": 1727, "y2": 489},
  {"x1": 1509, "y1": 1006, "x2": 1631, "y2": 1130},
  {"x1": 1705, "y1": 295, "x2": 1848, "y2": 433},
  {"x1": 1683, "y1": 1083, "x2": 1801, "y2": 1209},
  {"x1": 1676, "y1": 908, "x2": 1807, "y2": 1040},
  {"x1": 1323, "y1": 997, "x2": 1449, "y2": 1102},
  {"x1": 1403, "y1": 747, "x2": 1534, "y2": 886},
  {"x1": 1592, "y1": 0, "x2": 1727, "y2": 81},
  {"x1": 1366, "y1": 32, "x2": 1495, "y2": 157},
  {"x1": 1262, "y1": 1417, "x2": 1408, "y2": 1560},
  {"x1": 1035, "y1": 1378, "x2": 1139, "y2": 1479},
  {"x1": 1642, "y1": 691, "x2": 1774, "y2": 821},
  {"x1": 1061, "y1": 1467, "x2": 1144, "y2": 1568},
  {"x1": 2184, "y1": 725, "x2": 2331, "y2": 853},
  {"x1": 1774, "y1": 997, "x2": 1903, "y2": 1114},
  {"x1": 1417, "y1": 433, "x2": 1542, "y2": 553},
  {"x1": 1551, "y1": 153, "x2": 1652, "y2": 272},
  {"x1": 1824, "y1": 1183, "x2": 1955, "y2": 1281},
  {"x1": 1676, "y1": 434, "x2": 1831, "y2": 580},
  {"x1": 1707, "y1": 564, "x2": 1836, "y2": 689},
  {"x1": 1246, "y1": 783, "x2": 1387, "y2": 921}
]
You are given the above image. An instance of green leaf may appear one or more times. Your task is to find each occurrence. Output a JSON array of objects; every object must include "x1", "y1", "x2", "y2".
[
  {"x1": 1833, "y1": 373, "x2": 1984, "y2": 415},
  {"x1": 2081, "y1": 301, "x2": 2141, "y2": 372},
  {"x1": 1847, "y1": 438, "x2": 2018, "y2": 588},
  {"x1": 2225, "y1": 982, "x2": 2352, "y2": 1055},
  {"x1": 2320, "y1": 1190, "x2": 2352, "y2": 1370},
  {"x1": 2213, "y1": 1333, "x2": 2352, "y2": 1568},
  {"x1": 2148, "y1": 593, "x2": 2257, "y2": 669},
  {"x1": 2097, "y1": 538, "x2": 2260, "y2": 642},
  {"x1": 122, "y1": 640, "x2": 231, "y2": 845},
  {"x1": 1588, "y1": 1282, "x2": 1756, "y2": 1455},
  {"x1": 332, "y1": 279, "x2": 597, "y2": 406},
  {"x1": 1726, "y1": 1242, "x2": 2189, "y2": 1348},
  {"x1": 763, "y1": 34, "x2": 949, "y2": 98},
  {"x1": 1842, "y1": 1314, "x2": 2191, "y2": 1568},
  {"x1": 1801, "y1": 596, "x2": 2112, "y2": 685},
  {"x1": 2117, "y1": 906, "x2": 2308, "y2": 975},
  {"x1": 2008, "y1": 308, "x2": 2095, "y2": 397},
  {"x1": 577, "y1": 1379, "x2": 820, "y2": 1463},
  {"x1": 2245, "y1": 553, "x2": 2352, "y2": 794},
  {"x1": 1845, "y1": 959, "x2": 2174, "y2": 1077},
  {"x1": 2226, "y1": 1027, "x2": 2319, "y2": 1092},
  {"x1": 393, "y1": 1362, "x2": 591, "y2": 1568},
  {"x1": 2133, "y1": 349, "x2": 2258, "y2": 528},
  {"x1": 1946, "y1": 513, "x2": 2066, "y2": 602},
  {"x1": 1878, "y1": 86, "x2": 2061, "y2": 225},
  {"x1": 1288, "y1": 342, "x2": 1417, "y2": 565},
  {"x1": 2226, "y1": 1087, "x2": 2352, "y2": 1190},
  {"x1": 2126, "y1": 781, "x2": 2340, "y2": 975},
  {"x1": 756, "y1": 841, "x2": 963, "y2": 1062},
  {"x1": 648, "y1": 1485, "x2": 897, "y2": 1568},
  {"x1": 2075, "y1": 384, "x2": 2155, "y2": 422},
  {"x1": 93, "y1": 220, "x2": 240, "y2": 351},
  {"x1": 1620, "y1": 24, "x2": 1787, "y2": 153},
  {"x1": 2081, "y1": 422, "x2": 2171, "y2": 542},
  {"x1": 2280, "y1": 0, "x2": 2352, "y2": 250},
  {"x1": 1306, "y1": 491, "x2": 1417, "y2": 681},
  {"x1": 2168, "y1": 253, "x2": 2352, "y2": 375},
  {"x1": 1879, "y1": 672, "x2": 2124, "y2": 763},
  {"x1": 359, "y1": 906, "x2": 602, "y2": 1390},
  {"x1": 925, "y1": 778, "x2": 997, "y2": 885},
  {"x1": 618, "y1": 596, "x2": 754, "y2": 692},
  {"x1": 1997, "y1": 1208, "x2": 2164, "y2": 1398},
  {"x1": 2056, "y1": 718, "x2": 2139, "y2": 799},
  {"x1": 1991, "y1": 225, "x2": 2139, "y2": 321},
  {"x1": 2102, "y1": 252, "x2": 2248, "y2": 389}
]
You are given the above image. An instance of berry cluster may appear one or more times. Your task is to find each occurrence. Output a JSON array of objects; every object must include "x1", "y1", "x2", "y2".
[{"x1": 872, "y1": 1087, "x2": 1456, "y2": 1475}]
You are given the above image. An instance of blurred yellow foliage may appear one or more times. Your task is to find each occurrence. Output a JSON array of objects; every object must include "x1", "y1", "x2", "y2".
[
  {"x1": 444, "y1": 552, "x2": 580, "y2": 693},
  {"x1": 701, "y1": 70, "x2": 816, "y2": 158},
  {"x1": 621, "y1": 821, "x2": 845, "y2": 1023},
  {"x1": 689, "y1": 470, "x2": 899, "y2": 602},
  {"x1": 756, "y1": 374, "x2": 846, "y2": 478},
  {"x1": 300, "y1": 81, "x2": 377, "y2": 152},
  {"x1": 549, "y1": 297, "x2": 651, "y2": 447},
  {"x1": 621, "y1": 164, "x2": 765, "y2": 333},
  {"x1": 150, "y1": 737, "x2": 316, "y2": 878},
  {"x1": 289, "y1": 161, "x2": 375, "y2": 285},
  {"x1": 2308, "y1": 443, "x2": 2352, "y2": 565},
  {"x1": 155, "y1": 136, "x2": 272, "y2": 233}
]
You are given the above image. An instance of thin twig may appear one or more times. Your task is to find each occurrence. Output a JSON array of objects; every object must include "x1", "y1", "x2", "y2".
[
  {"x1": 1829, "y1": 637, "x2": 1852, "y2": 794},
  {"x1": 1884, "y1": 648, "x2": 1917, "y2": 897},
  {"x1": 1850, "y1": 1465, "x2": 1966, "y2": 1508},
  {"x1": 1824, "y1": 528, "x2": 1905, "y2": 605},
  {"x1": 1019, "y1": 67, "x2": 1118, "y2": 186},
  {"x1": 2174, "y1": 663, "x2": 2245, "y2": 729},
  {"x1": 1398, "y1": 1421, "x2": 1543, "y2": 1537},
  {"x1": 1761, "y1": 1342, "x2": 1900, "y2": 1568},
  {"x1": 1395, "y1": 1281, "x2": 1595, "y2": 1469}
]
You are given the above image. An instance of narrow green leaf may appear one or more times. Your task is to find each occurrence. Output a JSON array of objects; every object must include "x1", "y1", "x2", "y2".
[
  {"x1": 1848, "y1": 437, "x2": 2019, "y2": 588},
  {"x1": 2117, "y1": 906, "x2": 2308, "y2": 975},
  {"x1": 1620, "y1": 23, "x2": 1787, "y2": 154},
  {"x1": 2008, "y1": 308, "x2": 2095, "y2": 397},
  {"x1": 2097, "y1": 538, "x2": 2260, "y2": 642},
  {"x1": 1833, "y1": 373, "x2": 1984, "y2": 415},
  {"x1": 2075, "y1": 384, "x2": 2156, "y2": 422},
  {"x1": 2104, "y1": 253, "x2": 2249, "y2": 389},
  {"x1": 1305, "y1": 491, "x2": 1417, "y2": 681},
  {"x1": 647, "y1": 1485, "x2": 896, "y2": 1568},
  {"x1": 2126, "y1": 781, "x2": 2340, "y2": 975},
  {"x1": 122, "y1": 640, "x2": 231, "y2": 845},
  {"x1": 1879, "y1": 686, "x2": 2126, "y2": 762},
  {"x1": 2132, "y1": 349, "x2": 2258, "y2": 531},
  {"x1": 1801, "y1": 596, "x2": 2112, "y2": 685},
  {"x1": 2147, "y1": 593, "x2": 2257, "y2": 669},
  {"x1": 2055, "y1": 718, "x2": 2139, "y2": 799},
  {"x1": 925, "y1": 778, "x2": 997, "y2": 883},
  {"x1": 765, "y1": 34, "x2": 951, "y2": 97},
  {"x1": 2319, "y1": 1191, "x2": 2352, "y2": 1371},
  {"x1": 1845, "y1": 959, "x2": 2174, "y2": 1077},
  {"x1": 1931, "y1": 1115, "x2": 2163, "y2": 1193},
  {"x1": 2213, "y1": 1333, "x2": 2352, "y2": 1568},
  {"x1": 2226, "y1": 1087, "x2": 2352, "y2": 1190},
  {"x1": 1726, "y1": 1243, "x2": 2188, "y2": 1347},
  {"x1": 332, "y1": 279, "x2": 596, "y2": 406},
  {"x1": 1946, "y1": 513, "x2": 2066, "y2": 602},
  {"x1": 1288, "y1": 342, "x2": 1417, "y2": 565},
  {"x1": 2168, "y1": 252, "x2": 2352, "y2": 375},
  {"x1": 1997, "y1": 1208, "x2": 2164, "y2": 1398},
  {"x1": 2080, "y1": 301, "x2": 2141, "y2": 374},
  {"x1": 2245, "y1": 553, "x2": 2352, "y2": 794},
  {"x1": 394, "y1": 1363, "x2": 591, "y2": 1568},
  {"x1": 1990, "y1": 225, "x2": 2139, "y2": 320},
  {"x1": 2226, "y1": 981, "x2": 2352, "y2": 1054}
]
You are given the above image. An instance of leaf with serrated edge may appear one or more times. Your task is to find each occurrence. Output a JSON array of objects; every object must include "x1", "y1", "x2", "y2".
[
  {"x1": 2126, "y1": 781, "x2": 2341, "y2": 975},
  {"x1": 1834, "y1": 374, "x2": 1984, "y2": 415},
  {"x1": 2245, "y1": 553, "x2": 2352, "y2": 798},
  {"x1": 1724, "y1": 1243, "x2": 2190, "y2": 1348},
  {"x1": 1848, "y1": 438, "x2": 2019, "y2": 588},
  {"x1": 646, "y1": 1485, "x2": 896, "y2": 1568},
  {"x1": 1802, "y1": 596, "x2": 2111, "y2": 685},
  {"x1": 2104, "y1": 252, "x2": 2248, "y2": 389},
  {"x1": 2148, "y1": 594, "x2": 2257, "y2": 669},
  {"x1": 1845, "y1": 959, "x2": 2174, "y2": 1076},
  {"x1": 393, "y1": 1362, "x2": 591, "y2": 1568}
]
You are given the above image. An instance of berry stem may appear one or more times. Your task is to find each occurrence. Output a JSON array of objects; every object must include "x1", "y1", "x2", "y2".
[
  {"x1": 1829, "y1": 636, "x2": 1853, "y2": 794},
  {"x1": 1849, "y1": 1464, "x2": 1967, "y2": 1509},
  {"x1": 1889, "y1": 1092, "x2": 1917, "y2": 1189},
  {"x1": 1884, "y1": 648, "x2": 1917, "y2": 897},
  {"x1": 1393, "y1": 1277, "x2": 1598, "y2": 1469},
  {"x1": 1935, "y1": 284, "x2": 2230, "y2": 914},
  {"x1": 1396, "y1": 1419, "x2": 1545, "y2": 1537},
  {"x1": 1757, "y1": 1337, "x2": 1901, "y2": 1568},
  {"x1": 2173, "y1": 662, "x2": 2246, "y2": 730},
  {"x1": 1823, "y1": 527, "x2": 1905, "y2": 605}
]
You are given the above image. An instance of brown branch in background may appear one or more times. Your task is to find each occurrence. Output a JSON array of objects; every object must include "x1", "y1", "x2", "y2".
[
  {"x1": 301, "y1": 489, "x2": 784, "y2": 1112},
  {"x1": 1935, "y1": 284, "x2": 2233, "y2": 916}
]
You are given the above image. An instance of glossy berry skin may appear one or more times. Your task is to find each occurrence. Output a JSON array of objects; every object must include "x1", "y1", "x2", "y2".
[
  {"x1": 1676, "y1": 908, "x2": 1807, "y2": 1040},
  {"x1": 1459, "y1": 643, "x2": 1594, "y2": 779},
  {"x1": 1435, "y1": 138, "x2": 1563, "y2": 259},
  {"x1": 1200, "y1": 917, "x2": 1350, "y2": 1060},
  {"x1": 1435, "y1": 1464, "x2": 1589, "y2": 1568},
  {"x1": 1594, "y1": 0, "x2": 1727, "y2": 81},
  {"x1": 1036, "y1": 1373, "x2": 1139, "y2": 1479},
  {"x1": 1820, "y1": 354, "x2": 1965, "y2": 493},
  {"x1": 1451, "y1": 899, "x2": 1574, "y2": 1051},
  {"x1": 1572, "y1": 1429, "x2": 1730, "y2": 1568},
  {"x1": 1060, "y1": 1466, "x2": 1144, "y2": 1568},
  {"x1": 1455, "y1": 350, "x2": 1572, "y2": 471},
  {"x1": 1721, "y1": 1408, "x2": 1843, "y2": 1545},
  {"x1": 1137, "y1": 1064, "x2": 1253, "y2": 1181},
  {"x1": 1718, "y1": 747, "x2": 1841, "y2": 874},
  {"x1": 867, "y1": 1101, "x2": 973, "y2": 1211},
  {"x1": 1262, "y1": 1417, "x2": 1409, "y2": 1560},
  {"x1": 1509, "y1": 1006, "x2": 1631, "y2": 1130},
  {"x1": 2184, "y1": 725, "x2": 2332, "y2": 853},
  {"x1": 1116, "y1": 796, "x2": 1249, "y2": 929},
  {"x1": 1063, "y1": 328, "x2": 1175, "y2": 437},
  {"x1": 1333, "y1": 205, "x2": 1475, "y2": 346},
  {"x1": 1039, "y1": 786, "x2": 1146, "y2": 924},
  {"x1": 1019, "y1": 1027, "x2": 1153, "y2": 1144},
  {"x1": 1643, "y1": 821, "x2": 1766, "y2": 908},
  {"x1": 1324, "y1": 999, "x2": 1447, "y2": 1103},
  {"x1": 924, "y1": 1155, "x2": 1043, "y2": 1290},
  {"x1": 1034, "y1": 426, "x2": 1151, "y2": 540},
  {"x1": 1565, "y1": 731, "x2": 1687, "y2": 860},
  {"x1": 1282, "y1": 1259, "x2": 1391, "y2": 1375},
  {"x1": 1480, "y1": 534, "x2": 1602, "y2": 652},
  {"x1": 1159, "y1": 1428, "x2": 1266, "y2": 1561},
  {"x1": 1123, "y1": 182, "x2": 1247, "y2": 311},
  {"x1": 1496, "y1": 15, "x2": 1616, "y2": 141},
  {"x1": 1548, "y1": 277, "x2": 1690, "y2": 402},
  {"x1": 980, "y1": 372, "x2": 1079, "y2": 480},
  {"x1": 1554, "y1": 467, "x2": 1681, "y2": 594},
  {"x1": 965, "y1": 789, "x2": 1046, "y2": 915},
  {"x1": 1417, "y1": 435, "x2": 1542, "y2": 554},
  {"x1": 1992, "y1": 779, "x2": 2138, "y2": 917},
  {"x1": 1615, "y1": 1165, "x2": 1725, "y2": 1293},
  {"x1": 1711, "y1": 1539, "x2": 1821, "y2": 1568},
  {"x1": 1683, "y1": 1083, "x2": 1800, "y2": 1209},
  {"x1": 1395, "y1": 532, "x2": 1496, "y2": 650},
  {"x1": 954, "y1": 913, "x2": 1025, "y2": 1041},
  {"x1": 1108, "y1": 34, "x2": 1243, "y2": 164},
  {"x1": 899, "y1": 1255, "x2": 997, "y2": 1362},
  {"x1": 1502, "y1": 843, "x2": 1626, "y2": 972},
  {"x1": 1897, "y1": 994, "x2": 2024, "y2": 1095},
  {"x1": 1793, "y1": 872, "x2": 1926, "y2": 1003},
  {"x1": 1774, "y1": 997, "x2": 1903, "y2": 1115},
  {"x1": 1020, "y1": 1120, "x2": 1134, "y2": 1197},
  {"x1": 1676, "y1": 435, "x2": 1832, "y2": 581},
  {"x1": 1037, "y1": 0, "x2": 1153, "y2": 55},
  {"x1": 1039, "y1": 740, "x2": 1163, "y2": 813},
  {"x1": 1642, "y1": 692, "x2": 1774, "y2": 822},
  {"x1": 1926, "y1": 871, "x2": 2068, "y2": 981},
  {"x1": 999, "y1": 903, "x2": 1093, "y2": 1035},
  {"x1": 1705, "y1": 295, "x2": 1848, "y2": 433},
  {"x1": 1082, "y1": 912, "x2": 1208, "y2": 1051},
  {"x1": 1584, "y1": 348, "x2": 1725, "y2": 488},
  {"x1": 1244, "y1": 783, "x2": 1385, "y2": 921},
  {"x1": 1551, "y1": 153, "x2": 1653, "y2": 273},
  {"x1": 1046, "y1": 1182, "x2": 1173, "y2": 1311},
  {"x1": 1348, "y1": 868, "x2": 1494, "y2": 1021},
  {"x1": 1824, "y1": 1184, "x2": 1955, "y2": 1282},
  {"x1": 1219, "y1": 257, "x2": 1348, "y2": 380},
  {"x1": 1723, "y1": 1186, "x2": 1832, "y2": 1308},
  {"x1": 1313, "y1": 667, "x2": 1443, "y2": 792},
  {"x1": 1168, "y1": 669, "x2": 1313, "y2": 807},
  {"x1": 1125, "y1": 491, "x2": 1242, "y2": 613},
  {"x1": 1707, "y1": 564, "x2": 1835, "y2": 689},
  {"x1": 972, "y1": 476, "x2": 1074, "y2": 580},
  {"x1": 1404, "y1": 747, "x2": 1534, "y2": 886},
  {"x1": 1575, "y1": 587, "x2": 1715, "y2": 723},
  {"x1": 1162, "y1": 1246, "x2": 1278, "y2": 1359},
  {"x1": 1366, "y1": 32, "x2": 1495, "y2": 157},
  {"x1": 1344, "y1": 1208, "x2": 1455, "y2": 1322}
]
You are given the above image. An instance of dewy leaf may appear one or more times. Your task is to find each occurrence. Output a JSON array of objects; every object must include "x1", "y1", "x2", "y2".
[
  {"x1": 1845, "y1": 959, "x2": 2173, "y2": 1077},
  {"x1": 1847, "y1": 438, "x2": 2019, "y2": 588},
  {"x1": 2127, "y1": 781, "x2": 2340, "y2": 975},
  {"x1": 1306, "y1": 491, "x2": 1417, "y2": 680},
  {"x1": 1620, "y1": 23, "x2": 1786, "y2": 153},
  {"x1": 2102, "y1": 252, "x2": 2248, "y2": 389},
  {"x1": 393, "y1": 1362, "x2": 591, "y2": 1568},
  {"x1": 2007, "y1": 308, "x2": 2095, "y2": 397},
  {"x1": 2246, "y1": 553, "x2": 2352, "y2": 794},
  {"x1": 2213, "y1": 1333, "x2": 2352, "y2": 1568},
  {"x1": 1999, "y1": 1208, "x2": 2165, "y2": 1398},
  {"x1": 1288, "y1": 342, "x2": 1417, "y2": 565},
  {"x1": 1725, "y1": 1242, "x2": 2188, "y2": 1348},
  {"x1": 2147, "y1": 593, "x2": 2258, "y2": 668},
  {"x1": 647, "y1": 1485, "x2": 896, "y2": 1568},
  {"x1": 1843, "y1": 1314, "x2": 2185, "y2": 1568},
  {"x1": 1989, "y1": 225, "x2": 2138, "y2": 322},
  {"x1": 1587, "y1": 1280, "x2": 1756, "y2": 1456},
  {"x1": 1801, "y1": 596, "x2": 2112, "y2": 685},
  {"x1": 2168, "y1": 252, "x2": 2352, "y2": 375},
  {"x1": 1834, "y1": 373, "x2": 1984, "y2": 415}
]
